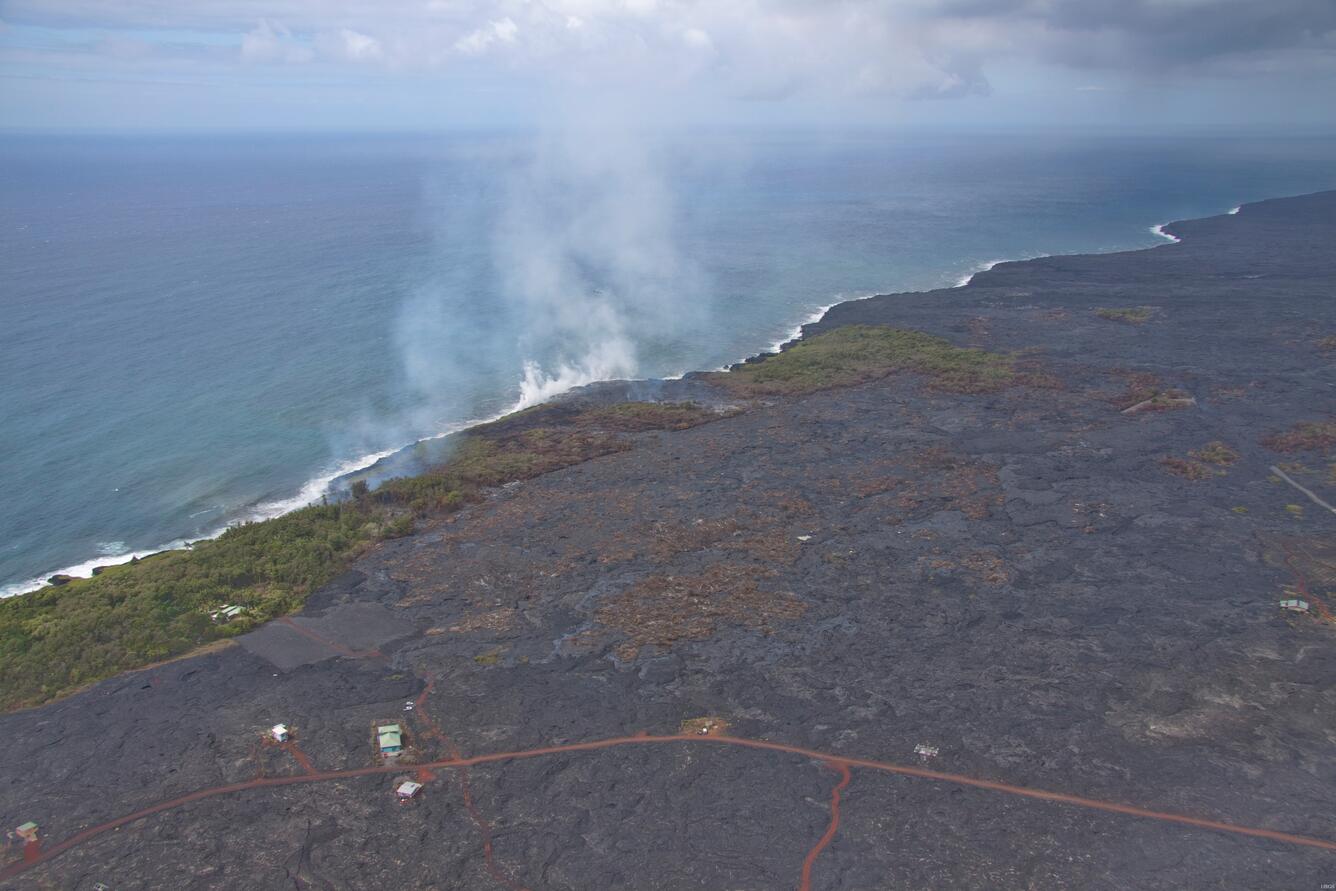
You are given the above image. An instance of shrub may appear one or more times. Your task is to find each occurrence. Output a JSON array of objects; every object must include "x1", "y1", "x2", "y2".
[
  {"x1": 1263, "y1": 419, "x2": 1336, "y2": 453},
  {"x1": 0, "y1": 401, "x2": 720, "y2": 711},
  {"x1": 1189, "y1": 441, "x2": 1239, "y2": 465},
  {"x1": 1095, "y1": 307, "x2": 1153, "y2": 324},
  {"x1": 1160, "y1": 457, "x2": 1213, "y2": 480}
]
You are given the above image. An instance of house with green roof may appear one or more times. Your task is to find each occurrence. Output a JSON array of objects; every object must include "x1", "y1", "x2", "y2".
[{"x1": 377, "y1": 724, "x2": 403, "y2": 754}]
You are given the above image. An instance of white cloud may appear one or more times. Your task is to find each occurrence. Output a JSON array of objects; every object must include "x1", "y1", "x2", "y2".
[
  {"x1": 240, "y1": 19, "x2": 313, "y2": 64},
  {"x1": 453, "y1": 16, "x2": 518, "y2": 56},
  {"x1": 681, "y1": 27, "x2": 712, "y2": 52},
  {"x1": 4, "y1": 0, "x2": 1334, "y2": 116},
  {"x1": 318, "y1": 27, "x2": 383, "y2": 62}
]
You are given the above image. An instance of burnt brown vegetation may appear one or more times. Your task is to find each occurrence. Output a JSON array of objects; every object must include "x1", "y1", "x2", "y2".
[
  {"x1": 594, "y1": 563, "x2": 807, "y2": 661},
  {"x1": 1108, "y1": 371, "x2": 1194, "y2": 413},
  {"x1": 1161, "y1": 457, "x2": 1215, "y2": 480},
  {"x1": 1189, "y1": 441, "x2": 1240, "y2": 465},
  {"x1": 1095, "y1": 306, "x2": 1153, "y2": 324},
  {"x1": 1263, "y1": 419, "x2": 1336, "y2": 453}
]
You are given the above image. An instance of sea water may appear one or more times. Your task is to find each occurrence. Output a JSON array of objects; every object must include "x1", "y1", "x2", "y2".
[{"x1": 3, "y1": 129, "x2": 1335, "y2": 594}]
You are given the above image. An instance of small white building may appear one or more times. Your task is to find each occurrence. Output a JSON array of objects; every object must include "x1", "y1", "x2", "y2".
[
  {"x1": 396, "y1": 781, "x2": 423, "y2": 800},
  {"x1": 210, "y1": 605, "x2": 246, "y2": 623},
  {"x1": 271, "y1": 724, "x2": 290, "y2": 742},
  {"x1": 1279, "y1": 599, "x2": 1310, "y2": 613},
  {"x1": 914, "y1": 743, "x2": 939, "y2": 760}
]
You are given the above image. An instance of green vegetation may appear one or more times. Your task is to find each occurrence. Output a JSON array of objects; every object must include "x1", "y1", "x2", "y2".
[
  {"x1": 0, "y1": 501, "x2": 406, "y2": 709},
  {"x1": 1095, "y1": 306, "x2": 1153, "y2": 324},
  {"x1": 1189, "y1": 441, "x2": 1240, "y2": 466},
  {"x1": 1161, "y1": 440, "x2": 1238, "y2": 479},
  {"x1": 0, "y1": 401, "x2": 721, "y2": 711},
  {"x1": 576, "y1": 401, "x2": 731, "y2": 431},
  {"x1": 1263, "y1": 418, "x2": 1336, "y2": 453},
  {"x1": 372, "y1": 429, "x2": 630, "y2": 512},
  {"x1": 707, "y1": 326, "x2": 1015, "y2": 397}
]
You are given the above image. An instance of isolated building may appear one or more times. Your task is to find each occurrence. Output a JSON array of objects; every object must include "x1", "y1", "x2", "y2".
[
  {"x1": 210, "y1": 605, "x2": 245, "y2": 623},
  {"x1": 271, "y1": 724, "x2": 289, "y2": 742},
  {"x1": 1279, "y1": 599, "x2": 1310, "y2": 612},
  {"x1": 15, "y1": 822, "x2": 38, "y2": 843},
  {"x1": 378, "y1": 724, "x2": 403, "y2": 754},
  {"x1": 396, "y1": 781, "x2": 422, "y2": 800}
]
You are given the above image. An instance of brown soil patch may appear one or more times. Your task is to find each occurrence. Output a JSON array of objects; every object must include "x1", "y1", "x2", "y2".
[
  {"x1": 449, "y1": 609, "x2": 518, "y2": 634},
  {"x1": 680, "y1": 716, "x2": 730, "y2": 736},
  {"x1": 595, "y1": 564, "x2": 807, "y2": 661},
  {"x1": 1106, "y1": 371, "x2": 1194, "y2": 413}
]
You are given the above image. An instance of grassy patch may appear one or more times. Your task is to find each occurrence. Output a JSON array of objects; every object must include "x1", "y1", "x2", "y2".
[
  {"x1": 1160, "y1": 457, "x2": 1214, "y2": 480},
  {"x1": 374, "y1": 428, "x2": 631, "y2": 512},
  {"x1": 706, "y1": 326, "x2": 1015, "y2": 397},
  {"x1": 1095, "y1": 306, "x2": 1153, "y2": 324},
  {"x1": 0, "y1": 401, "x2": 719, "y2": 711},
  {"x1": 1263, "y1": 419, "x2": 1336, "y2": 453},
  {"x1": 1189, "y1": 441, "x2": 1240, "y2": 465},
  {"x1": 575, "y1": 401, "x2": 728, "y2": 432},
  {"x1": 1109, "y1": 371, "x2": 1194, "y2": 413}
]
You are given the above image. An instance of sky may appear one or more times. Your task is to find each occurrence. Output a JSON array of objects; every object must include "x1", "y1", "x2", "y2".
[{"x1": 1, "y1": 0, "x2": 1335, "y2": 131}]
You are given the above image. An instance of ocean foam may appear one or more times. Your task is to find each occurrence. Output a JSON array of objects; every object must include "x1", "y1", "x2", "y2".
[
  {"x1": 765, "y1": 293, "x2": 877, "y2": 355},
  {"x1": 953, "y1": 259, "x2": 1011, "y2": 288},
  {"x1": 0, "y1": 537, "x2": 195, "y2": 599},
  {"x1": 1150, "y1": 223, "x2": 1181, "y2": 243},
  {"x1": 1228, "y1": 206, "x2": 1241, "y2": 215}
]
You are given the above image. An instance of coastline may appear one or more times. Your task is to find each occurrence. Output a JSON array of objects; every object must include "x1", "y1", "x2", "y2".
[
  {"x1": 5, "y1": 188, "x2": 1336, "y2": 888},
  {"x1": 0, "y1": 200, "x2": 1239, "y2": 599}
]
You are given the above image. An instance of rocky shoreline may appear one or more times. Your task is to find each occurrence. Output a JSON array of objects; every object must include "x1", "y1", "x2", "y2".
[{"x1": 3, "y1": 190, "x2": 1335, "y2": 889}]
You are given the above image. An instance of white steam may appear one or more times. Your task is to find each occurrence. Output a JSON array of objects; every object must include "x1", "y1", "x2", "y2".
[{"x1": 396, "y1": 123, "x2": 708, "y2": 425}]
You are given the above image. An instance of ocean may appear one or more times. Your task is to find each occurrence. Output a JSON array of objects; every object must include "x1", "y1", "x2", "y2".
[{"x1": 3, "y1": 129, "x2": 1335, "y2": 596}]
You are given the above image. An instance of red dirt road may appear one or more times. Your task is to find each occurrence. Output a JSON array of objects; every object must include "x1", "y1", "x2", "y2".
[
  {"x1": 798, "y1": 760, "x2": 852, "y2": 891},
  {"x1": 4, "y1": 732, "x2": 1334, "y2": 885},
  {"x1": 412, "y1": 678, "x2": 528, "y2": 891}
]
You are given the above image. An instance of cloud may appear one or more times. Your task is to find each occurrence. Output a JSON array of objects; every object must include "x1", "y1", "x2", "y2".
[
  {"x1": 930, "y1": 0, "x2": 1336, "y2": 70},
  {"x1": 453, "y1": 17, "x2": 518, "y2": 56},
  {"x1": 240, "y1": 19, "x2": 313, "y2": 64},
  {"x1": 319, "y1": 28, "x2": 383, "y2": 62},
  {"x1": 3, "y1": 0, "x2": 1334, "y2": 115}
]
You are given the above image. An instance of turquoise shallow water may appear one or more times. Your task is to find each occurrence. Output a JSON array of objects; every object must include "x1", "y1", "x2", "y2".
[{"x1": 3, "y1": 129, "x2": 1335, "y2": 594}]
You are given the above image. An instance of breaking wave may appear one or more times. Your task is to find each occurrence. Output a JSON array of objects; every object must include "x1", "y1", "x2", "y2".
[{"x1": 1150, "y1": 223, "x2": 1181, "y2": 243}]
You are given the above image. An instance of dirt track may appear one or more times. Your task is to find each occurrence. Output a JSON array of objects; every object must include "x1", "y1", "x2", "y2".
[{"x1": 7, "y1": 728, "x2": 1336, "y2": 886}]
